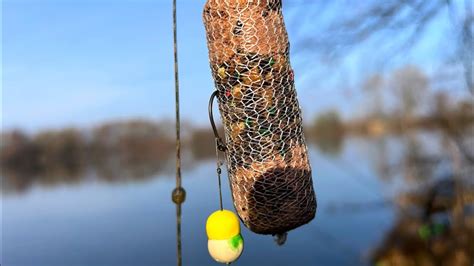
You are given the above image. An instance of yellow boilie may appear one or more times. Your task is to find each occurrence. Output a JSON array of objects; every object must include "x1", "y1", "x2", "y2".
[{"x1": 206, "y1": 210, "x2": 244, "y2": 264}]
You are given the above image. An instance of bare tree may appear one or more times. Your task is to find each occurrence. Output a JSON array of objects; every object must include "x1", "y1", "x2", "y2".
[
  {"x1": 363, "y1": 73, "x2": 385, "y2": 116},
  {"x1": 289, "y1": 0, "x2": 473, "y2": 93},
  {"x1": 390, "y1": 65, "x2": 429, "y2": 118}
]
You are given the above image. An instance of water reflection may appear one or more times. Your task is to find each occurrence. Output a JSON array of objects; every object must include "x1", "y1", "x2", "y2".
[
  {"x1": 3, "y1": 125, "x2": 470, "y2": 193},
  {"x1": 373, "y1": 177, "x2": 474, "y2": 266},
  {"x1": 1, "y1": 121, "x2": 176, "y2": 193},
  {"x1": 1, "y1": 118, "x2": 473, "y2": 264}
]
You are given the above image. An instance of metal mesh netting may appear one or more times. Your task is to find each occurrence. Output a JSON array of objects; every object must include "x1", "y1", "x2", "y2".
[{"x1": 203, "y1": 0, "x2": 316, "y2": 234}]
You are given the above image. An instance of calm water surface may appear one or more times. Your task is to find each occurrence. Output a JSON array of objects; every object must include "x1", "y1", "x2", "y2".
[{"x1": 2, "y1": 137, "x2": 443, "y2": 265}]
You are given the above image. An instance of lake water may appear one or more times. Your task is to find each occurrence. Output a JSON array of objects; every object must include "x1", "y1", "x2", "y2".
[{"x1": 1, "y1": 135, "x2": 470, "y2": 265}]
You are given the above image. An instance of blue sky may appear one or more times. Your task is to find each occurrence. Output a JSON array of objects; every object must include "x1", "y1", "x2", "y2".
[{"x1": 1, "y1": 0, "x2": 465, "y2": 132}]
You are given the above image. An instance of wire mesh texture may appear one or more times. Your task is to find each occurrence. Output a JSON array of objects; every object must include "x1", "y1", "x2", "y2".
[{"x1": 203, "y1": 0, "x2": 317, "y2": 235}]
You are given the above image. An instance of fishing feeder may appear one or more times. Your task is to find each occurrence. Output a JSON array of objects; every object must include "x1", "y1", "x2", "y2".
[{"x1": 204, "y1": 0, "x2": 317, "y2": 235}]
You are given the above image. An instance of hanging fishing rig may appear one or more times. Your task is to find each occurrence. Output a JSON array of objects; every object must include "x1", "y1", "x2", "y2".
[{"x1": 203, "y1": 0, "x2": 316, "y2": 237}]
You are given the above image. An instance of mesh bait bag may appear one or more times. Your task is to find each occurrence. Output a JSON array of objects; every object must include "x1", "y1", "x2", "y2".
[{"x1": 203, "y1": 0, "x2": 316, "y2": 235}]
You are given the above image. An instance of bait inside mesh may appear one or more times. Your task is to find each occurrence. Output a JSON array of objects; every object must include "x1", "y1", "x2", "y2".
[{"x1": 204, "y1": 0, "x2": 316, "y2": 235}]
